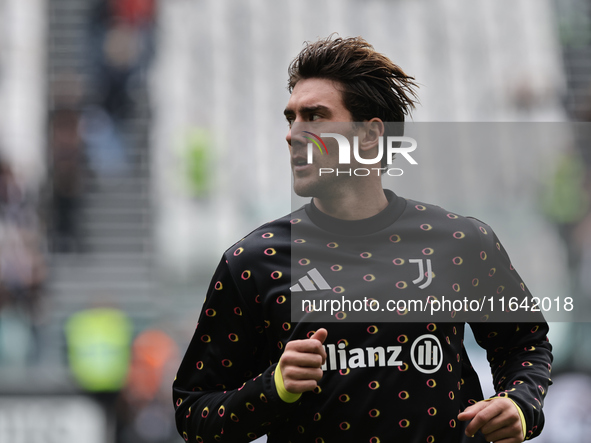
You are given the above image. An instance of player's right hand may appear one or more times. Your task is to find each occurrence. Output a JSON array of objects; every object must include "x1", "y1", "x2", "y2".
[{"x1": 279, "y1": 328, "x2": 328, "y2": 394}]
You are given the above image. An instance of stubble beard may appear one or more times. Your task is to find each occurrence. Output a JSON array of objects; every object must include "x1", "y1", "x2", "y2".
[{"x1": 292, "y1": 168, "x2": 349, "y2": 201}]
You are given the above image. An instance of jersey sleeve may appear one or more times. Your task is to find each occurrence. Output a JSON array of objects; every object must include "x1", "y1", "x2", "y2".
[
  {"x1": 173, "y1": 255, "x2": 299, "y2": 442},
  {"x1": 467, "y1": 219, "x2": 553, "y2": 441}
]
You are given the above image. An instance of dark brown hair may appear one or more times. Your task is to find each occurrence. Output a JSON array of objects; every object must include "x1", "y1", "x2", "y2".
[{"x1": 287, "y1": 35, "x2": 419, "y2": 123}]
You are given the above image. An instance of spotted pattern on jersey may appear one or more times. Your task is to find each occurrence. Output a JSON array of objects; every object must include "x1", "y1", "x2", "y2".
[{"x1": 173, "y1": 193, "x2": 552, "y2": 443}]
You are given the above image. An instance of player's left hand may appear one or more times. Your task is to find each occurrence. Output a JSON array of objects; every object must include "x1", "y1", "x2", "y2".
[{"x1": 457, "y1": 398, "x2": 524, "y2": 442}]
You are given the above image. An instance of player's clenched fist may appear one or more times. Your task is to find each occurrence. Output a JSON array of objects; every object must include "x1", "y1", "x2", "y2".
[
  {"x1": 279, "y1": 329, "x2": 328, "y2": 394},
  {"x1": 458, "y1": 398, "x2": 524, "y2": 443}
]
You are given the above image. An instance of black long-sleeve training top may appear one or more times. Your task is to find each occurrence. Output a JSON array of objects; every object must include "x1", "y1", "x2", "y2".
[{"x1": 173, "y1": 189, "x2": 552, "y2": 443}]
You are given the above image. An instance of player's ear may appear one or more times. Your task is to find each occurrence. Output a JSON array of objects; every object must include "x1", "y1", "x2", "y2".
[{"x1": 358, "y1": 118, "x2": 384, "y2": 152}]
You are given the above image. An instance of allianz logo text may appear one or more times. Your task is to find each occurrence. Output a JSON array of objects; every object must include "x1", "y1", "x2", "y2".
[{"x1": 321, "y1": 334, "x2": 443, "y2": 374}]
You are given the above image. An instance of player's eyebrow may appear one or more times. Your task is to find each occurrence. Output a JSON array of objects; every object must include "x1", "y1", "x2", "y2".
[{"x1": 283, "y1": 105, "x2": 332, "y2": 118}]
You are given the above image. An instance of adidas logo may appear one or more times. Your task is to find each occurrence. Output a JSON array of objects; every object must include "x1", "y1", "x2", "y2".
[{"x1": 290, "y1": 268, "x2": 331, "y2": 292}]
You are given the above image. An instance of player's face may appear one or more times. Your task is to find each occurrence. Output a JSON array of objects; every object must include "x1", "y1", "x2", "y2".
[{"x1": 284, "y1": 78, "x2": 356, "y2": 198}]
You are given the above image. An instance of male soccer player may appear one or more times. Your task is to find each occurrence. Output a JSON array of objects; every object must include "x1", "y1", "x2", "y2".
[{"x1": 173, "y1": 36, "x2": 552, "y2": 443}]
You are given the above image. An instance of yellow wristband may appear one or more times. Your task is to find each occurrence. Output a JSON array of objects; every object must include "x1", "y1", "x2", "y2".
[
  {"x1": 274, "y1": 361, "x2": 302, "y2": 403},
  {"x1": 508, "y1": 398, "x2": 527, "y2": 440}
]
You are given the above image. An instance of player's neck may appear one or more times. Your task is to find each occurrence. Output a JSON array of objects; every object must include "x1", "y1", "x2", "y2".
[{"x1": 313, "y1": 184, "x2": 388, "y2": 221}]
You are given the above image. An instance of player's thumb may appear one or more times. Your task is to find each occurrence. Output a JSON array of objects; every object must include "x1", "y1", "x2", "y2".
[
  {"x1": 457, "y1": 401, "x2": 488, "y2": 421},
  {"x1": 311, "y1": 328, "x2": 328, "y2": 345}
]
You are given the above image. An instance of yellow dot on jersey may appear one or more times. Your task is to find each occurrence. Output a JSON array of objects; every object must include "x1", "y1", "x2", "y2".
[
  {"x1": 389, "y1": 234, "x2": 401, "y2": 243},
  {"x1": 367, "y1": 325, "x2": 378, "y2": 334},
  {"x1": 369, "y1": 381, "x2": 380, "y2": 390}
]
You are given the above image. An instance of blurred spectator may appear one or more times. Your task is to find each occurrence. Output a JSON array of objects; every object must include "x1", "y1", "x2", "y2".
[
  {"x1": 89, "y1": 0, "x2": 155, "y2": 121},
  {"x1": 84, "y1": 0, "x2": 155, "y2": 177},
  {"x1": 117, "y1": 328, "x2": 179, "y2": 443},
  {"x1": 50, "y1": 108, "x2": 83, "y2": 252},
  {"x1": 0, "y1": 159, "x2": 47, "y2": 365},
  {"x1": 541, "y1": 148, "x2": 589, "y2": 275},
  {"x1": 65, "y1": 304, "x2": 133, "y2": 439},
  {"x1": 64, "y1": 306, "x2": 133, "y2": 393},
  {"x1": 64, "y1": 310, "x2": 184, "y2": 443}
]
